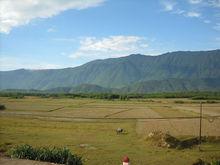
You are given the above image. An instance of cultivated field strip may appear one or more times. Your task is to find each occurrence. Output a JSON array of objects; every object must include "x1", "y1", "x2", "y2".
[
  {"x1": 1, "y1": 111, "x2": 220, "y2": 120},
  {"x1": 136, "y1": 118, "x2": 220, "y2": 136},
  {"x1": 174, "y1": 105, "x2": 220, "y2": 116},
  {"x1": 0, "y1": 97, "x2": 220, "y2": 136},
  {"x1": 1, "y1": 97, "x2": 220, "y2": 119}
]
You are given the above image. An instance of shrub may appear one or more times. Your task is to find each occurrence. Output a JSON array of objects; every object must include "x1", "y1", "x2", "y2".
[
  {"x1": 192, "y1": 159, "x2": 206, "y2": 165},
  {"x1": 206, "y1": 100, "x2": 218, "y2": 104},
  {"x1": 147, "y1": 131, "x2": 200, "y2": 149},
  {"x1": 10, "y1": 144, "x2": 36, "y2": 160},
  {"x1": 174, "y1": 100, "x2": 185, "y2": 104},
  {"x1": 0, "y1": 104, "x2": 6, "y2": 110},
  {"x1": 11, "y1": 144, "x2": 82, "y2": 165},
  {"x1": 192, "y1": 159, "x2": 220, "y2": 165},
  {"x1": 211, "y1": 160, "x2": 220, "y2": 165},
  {"x1": 67, "y1": 154, "x2": 83, "y2": 165},
  {"x1": 11, "y1": 94, "x2": 24, "y2": 99},
  {"x1": 178, "y1": 138, "x2": 199, "y2": 149},
  {"x1": 119, "y1": 95, "x2": 129, "y2": 101}
]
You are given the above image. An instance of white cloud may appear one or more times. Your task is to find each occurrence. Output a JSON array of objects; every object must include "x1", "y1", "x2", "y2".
[
  {"x1": 161, "y1": 0, "x2": 219, "y2": 28},
  {"x1": 188, "y1": 0, "x2": 202, "y2": 4},
  {"x1": 213, "y1": 23, "x2": 220, "y2": 31},
  {"x1": 188, "y1": 0, "x2": 220, "y2": 7},
  {"x1": 185, "y1": 11, "x2": 201, "y2": 17},
  {"x1": 69, "y1": 36, "x2": 149, "y2": 60},
  {"x1": 172, "y1": 9, "x2": 185, "y2": 15},
  {"x1": 0, "y1": 0, "x2": 105, "y2": 34},
  {"x1": 0, "y1": 56, "x2": 61, "y2": 71},
  {"x1": 161, "y1": 0, "x2": 176, "y2": 11}
]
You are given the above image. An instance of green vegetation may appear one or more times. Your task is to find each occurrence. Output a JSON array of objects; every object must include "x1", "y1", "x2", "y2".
[
  {"x1": 0, "y1": 104, "x2": 6, "y2": 110},
  {"x1": 44, "y1": 78, "x2": 220, "y2": 94},
  {"x1": 211, "y1": 160, "x2": 220, "y2": 165},
  {"x1": 0, "y1": 50, "x2": 220, "y2": 91},
  {"x1": 11, "y1": 144, "x2": 82, "y2": 165},
  {"x1": 192, "y1": 159, "x2": 220, "y2": 165},
  {"x1": 1, "y1": 114, "x2": 220, "y2": 165},
  {"x1": 174, "y1": 100, "x2": 185, "y2": 104},
  {"x1": 0, "y1": 91, "x2": 220, "y2": 100},
  {"x1": 0, "y1": 92, "x2": 25, "y2": 99},
  {"x1": 121, "y1": 78, "x2": 220, "y2": 94}
]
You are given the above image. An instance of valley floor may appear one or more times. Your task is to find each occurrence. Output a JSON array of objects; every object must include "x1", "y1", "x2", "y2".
[{"x1": 0, "y1": 97, "x2": 220, "y2": 164}]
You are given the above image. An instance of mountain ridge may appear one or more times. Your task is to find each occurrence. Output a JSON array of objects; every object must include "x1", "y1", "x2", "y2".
[{"x1": 0, "y1": 49, "x2": 220, "y2": 92}]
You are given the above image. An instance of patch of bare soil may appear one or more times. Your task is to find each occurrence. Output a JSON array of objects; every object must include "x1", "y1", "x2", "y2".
[{"x1": 146, "y1": 131, "x2": 200, "y2": 149}]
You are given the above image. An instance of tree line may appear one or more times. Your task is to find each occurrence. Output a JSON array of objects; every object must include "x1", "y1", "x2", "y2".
[{"x1": 0, "y1": 91, "x2": 220, "y2": 100}]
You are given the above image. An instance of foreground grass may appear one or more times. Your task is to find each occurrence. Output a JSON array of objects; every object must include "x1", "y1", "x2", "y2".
[{"x1": 0, "y1": 115, "x2": 220, "y2": 165}]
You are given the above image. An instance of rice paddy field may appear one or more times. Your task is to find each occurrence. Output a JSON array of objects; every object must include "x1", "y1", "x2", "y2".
[{"x1": 0, "y1": 96, "x2": 220, "y2": 165}]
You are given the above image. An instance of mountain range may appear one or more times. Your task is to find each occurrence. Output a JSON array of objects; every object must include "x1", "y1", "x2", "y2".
[{"x1": 0, "y1": 49, "x2": 220, "y2": 93}]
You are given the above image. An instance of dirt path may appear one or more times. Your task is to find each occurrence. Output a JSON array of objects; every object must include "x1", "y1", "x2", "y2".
[{"x1": 0, "y1": 157, "x2": 60, "y2": 165}]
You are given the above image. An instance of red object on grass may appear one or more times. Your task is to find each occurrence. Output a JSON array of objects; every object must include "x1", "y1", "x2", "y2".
[{"x1": 123, "y1": 156, "x2": 129, "y2": 163}]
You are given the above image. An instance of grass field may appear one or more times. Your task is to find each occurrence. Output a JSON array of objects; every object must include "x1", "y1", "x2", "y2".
[{"x1": 0, "y1": 96, "x2": 220, "y2": 164}]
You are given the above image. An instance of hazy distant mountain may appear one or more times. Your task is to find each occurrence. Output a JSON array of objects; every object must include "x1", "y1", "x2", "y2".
[{"x1": 0, "y1": 50, "x2": 220, "y2": 93}]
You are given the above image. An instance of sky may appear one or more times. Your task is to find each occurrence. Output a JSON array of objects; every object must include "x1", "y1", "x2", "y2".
[{"x1": 0, "y1": 0, "x2": 220, "y2": 71}]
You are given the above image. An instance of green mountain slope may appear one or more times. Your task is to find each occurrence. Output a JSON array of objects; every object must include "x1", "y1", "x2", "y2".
[
  {"x1": 0, "y1": 50, "x2": 220, "y2": 90},
  {"x1": 120, "y1": 78, "x2": 220, "y2": 93},
  {"x1": 44, "y1": 78, "x2": 220, "y2": 94}
]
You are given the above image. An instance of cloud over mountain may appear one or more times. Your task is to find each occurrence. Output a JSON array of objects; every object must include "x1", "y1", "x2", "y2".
[{"x1": 70, "y1": 35, "x2": 149, "y2": 60}]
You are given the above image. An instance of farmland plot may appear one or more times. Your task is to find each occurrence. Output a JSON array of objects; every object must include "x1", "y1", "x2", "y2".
[{"x1": 0, "y1": 97, "x2": 220, "y2": 165}]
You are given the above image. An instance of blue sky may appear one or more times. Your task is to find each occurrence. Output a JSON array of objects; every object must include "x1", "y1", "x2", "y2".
[{"x1": 0, "y1": 0, "x2": 220, "y2": 70}]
